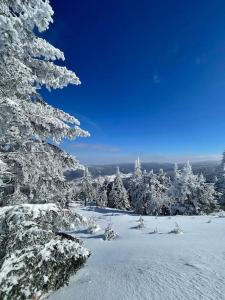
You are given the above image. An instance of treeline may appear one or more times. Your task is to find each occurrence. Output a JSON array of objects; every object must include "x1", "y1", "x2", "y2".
[{"x1": 77, "y1": 158, "x2": 224, "y2": 215}]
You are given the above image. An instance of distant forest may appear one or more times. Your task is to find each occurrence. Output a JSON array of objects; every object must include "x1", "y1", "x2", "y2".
[{"x1": 66, "y1": 160, "x2": 220, "y2": 182}]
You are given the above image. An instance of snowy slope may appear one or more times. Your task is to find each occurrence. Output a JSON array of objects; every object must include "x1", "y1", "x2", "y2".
[{"x1": 49, "y1": 207, "x2": 225, "y2": 300}]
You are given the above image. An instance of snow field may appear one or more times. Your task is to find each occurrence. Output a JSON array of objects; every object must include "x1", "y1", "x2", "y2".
[{"x1": 50, "y1": 207, "x2": 225, "y2": 300}]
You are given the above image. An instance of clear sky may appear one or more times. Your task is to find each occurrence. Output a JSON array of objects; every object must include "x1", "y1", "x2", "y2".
[{"x1": 42, "y1": 0, "x2": 225, "y2": 164}]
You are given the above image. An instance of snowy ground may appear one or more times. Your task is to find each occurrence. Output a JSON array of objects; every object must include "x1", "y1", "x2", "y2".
[{"x1": 49, "y1": 206, "x2": 225, "y2": 300}]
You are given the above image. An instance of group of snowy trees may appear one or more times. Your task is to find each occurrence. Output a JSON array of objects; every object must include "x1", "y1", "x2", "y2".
[
  {"x1": 128, "y1": 159, "x2": 217, "y2": 215},
  {"x1": 169, "y1": 162, "x2": 217, "y2": 214},
  {"x1": 0, "y1": 0, "x2": 90, "y2": 298},
  {"x1": 215, "y1": 150, "x2": 225, "y2": 206},
  {"x1": 78, "y1": 158, "x2": 218, "y2": 215},
  {"x1": 78, "y1": 166, "x2": 131, "y2": 210}
]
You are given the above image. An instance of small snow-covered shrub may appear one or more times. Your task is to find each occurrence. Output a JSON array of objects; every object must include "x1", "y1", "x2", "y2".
[
  {"x1": 218, "y1": 211, "x2": 225, "y2": 218},
  {"x1": 169, "y1": 222, "x2": 183, "y2": 234},
  {"x1": 87, "y1": 217, "x2": 101, "y2": 234},
  {"x1": 137, "y1": 215, "x2": 143, "y2": 222},
  {"x1": 136, "y1": 216, "x2": 144, "y2": 229},
  {"x1": 103, "y1": 223, "x2": 117, "y2": 241},
  {"x1": 0, "y1": 204, "x2": 90, "y2": 300},
  {"x1": 150, "y1": 227, "x2": 158, "y2": 234}
]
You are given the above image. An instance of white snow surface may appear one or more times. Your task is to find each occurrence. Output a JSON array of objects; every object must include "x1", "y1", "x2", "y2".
[{"x1": 49, "y1": 206, "x2": 225, "y2": 300}]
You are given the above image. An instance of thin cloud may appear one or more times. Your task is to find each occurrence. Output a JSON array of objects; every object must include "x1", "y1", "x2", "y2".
[
  {"x1": 71, "y1": 143, "x2": 120, "y2": 153},
  {"x1": 75, "y1": 153, "x2": 221, "y2": 165},
  {"x1": 153, "y1": 74, "x2": 161, "y2": 84},
  {"x1": 195, "y1": 54, "x2": 208, "y2": 65},
  {"x1": 75, "y1": 113, "x2": 103, "y2": 133}
]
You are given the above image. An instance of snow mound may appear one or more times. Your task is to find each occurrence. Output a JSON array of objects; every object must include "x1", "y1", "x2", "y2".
[{"x1": 0, "y1": 204, "x2": 90, "y2": 299}]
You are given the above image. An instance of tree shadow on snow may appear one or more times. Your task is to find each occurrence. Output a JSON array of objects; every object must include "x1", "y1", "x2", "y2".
[
  {"x1": 129, "y1": 226, "x2": 144, "y2": 230},
  {"x1": 69, "y1": 229, "x2": 88, "y2": 235},
  {"x1": 81, "y1": 206, "x2": 134, "y2": 216},
  {"x1": 82, "y1": 234, "x2": 104, "y2": 240}
]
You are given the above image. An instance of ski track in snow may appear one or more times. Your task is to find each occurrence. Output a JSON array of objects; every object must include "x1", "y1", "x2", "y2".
[{"x1": 49, "y1": 207, "x2": 225, "y2": 300}]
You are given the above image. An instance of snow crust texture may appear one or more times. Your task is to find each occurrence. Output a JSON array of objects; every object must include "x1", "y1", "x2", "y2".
[{"x1": 50, "y1": 206, "x2": 225, "y2": 300}]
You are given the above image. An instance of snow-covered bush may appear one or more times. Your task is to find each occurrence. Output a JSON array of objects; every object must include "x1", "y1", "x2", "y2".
[
  {"x1": 87, "y1": 217, "x2": 101, "y2": 234},
  {"x1": 0, "y1": 204, "x2": 90, "y2": 299},
  {"x1": 217, "y1": 211, "x2": 225, "y2": 218},
  {"x1": 149, "y1": 227, "x2": 158, "y2": 234},
  {"x1": 103, "y1": 223, "x2": 118, "y2": 241},
  {"x1": 169, "y1": 222, "x2": 183, "y2": 234},
  {"x1": 136, "y1": 216, "x2": 144, "y2": 229}
]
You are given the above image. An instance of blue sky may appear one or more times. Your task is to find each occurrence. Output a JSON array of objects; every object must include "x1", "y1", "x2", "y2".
[{"x1": 43, "y1": 0, "x2": 225, "y2": 164}]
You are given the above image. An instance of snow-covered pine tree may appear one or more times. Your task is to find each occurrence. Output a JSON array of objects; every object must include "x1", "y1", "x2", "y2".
[
  {"x1": 149, "y1": 169, "x2": 171, "y2": 215},
  {"x1": 0, "y1": 0, "x2": 89, "y2": 206},
  {"x1": 134, "y1": 157, "x2": 142, "y2": 177},
  {"x1": 194, "y1": 173, "x2": 217, "y2": 214},
  {"x1": 133, "y1": 181, "x2": 148, "y2": 214},
  {"x1": 87, "y1": 216, "x2": 101, "y2": 234},
  {"x1": 0, "y1": 142, "x2": 85, "y2": 206},
  {"x1": 103, "y1": 222, "x2": 117, "y2": 240},
  {"x1": 133, "y1": 169, "x2": 170, "y2": 215},
  {"x1": 108, "y1": 167, "x2": 130, "y2": 210},
  {"x1": 169, "y1": 162, "x2": 217, "y2": 215},
  {"x1": 215, "y1": 151, "x2": 225, "y2": 205},
  {"x1": 168, "y1": 163, "x2": 181, "y2": 204},
  {"x1": 0, "y1": 159, "x2": 8, "y2": 191},
  {"x1": 79, "y1": 167, "x2": 95, "y2": 206},
  {"x1": 221, "y1": 150, "x2": 225, "y2": 166},
  {"x1": 146, "y1": 183, "x2": 162, "y2": 215},
  {"x1": 0, "y1": 1, "x2": 91, "y2": 297},
  {"x1": 158, "y1": 168, "x2": 170, "y2": 190},
  {"x1": 136, "y1": 215, "x2": 144, "y2": 229},
  {"x1": 96, "y1": 180, "x2": 108, "y2": 207},
  {"x1": 129, "y1": 157, "x2": 143, "y2": 208},
  {"x1": 0, "y1": 204, "x2": 90, "y2": 299},
  {"x1": 169, "y1": 161, "x2": 195, "y2": 214}
]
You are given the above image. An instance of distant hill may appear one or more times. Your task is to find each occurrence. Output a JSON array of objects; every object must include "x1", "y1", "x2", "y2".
[{"x1": 65, "y1": 160, "x2": 220, "y2": 182}]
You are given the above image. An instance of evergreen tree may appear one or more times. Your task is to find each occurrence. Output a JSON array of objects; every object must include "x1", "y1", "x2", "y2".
[
  {"x1": 129, "y1": 157, "x2": 143, "y2": 208},
  {"x1": 108, "y1": 167, "x2": 130, "y2": 210},
  {"x1": 134, "y1": 169, "x2": 170, "y2": 215},
  {"x1": 134, "y1": 157, "x2": 142, "y2": 178},
  {"x1": 103, "y1": 222, "x2": 117, "y2": 240},
  {"x1": 0, "y1": 203, "x2": 90, "y2": 299},
  {"x1": 0, "y1": 1, "x2": 91, "y2": 297},
  {"x1": 169, "y1": 162, "x2": 217, "y2": 214},
  {"x1": 194, "y1": 174, "x2": 217, "y2": 214},
  {"x1": 96, "y1": 180, "x2": 108, "y2": 207},
  {"x1": 215, "y1": 151, "x2": 225, "y2": 205},
  {"x1": 133, "y1": 181, "x2": 148, "y2": 214},
  {"x1": 0, "y1": 0, "x2": 89, "y2": 206},
  {"x1": 79, "y1": 167, "x2": 95, "y2": 206}
]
